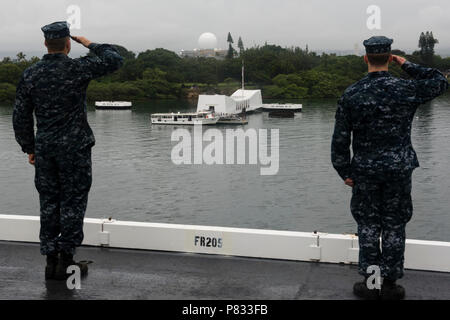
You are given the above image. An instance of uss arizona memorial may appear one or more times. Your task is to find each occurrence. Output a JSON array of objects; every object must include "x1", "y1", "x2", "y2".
[{"x1": 196, "y1": 89, "x2": 263, "y2": 115}]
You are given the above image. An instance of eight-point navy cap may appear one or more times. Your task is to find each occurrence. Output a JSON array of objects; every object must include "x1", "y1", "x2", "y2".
[
  {"x1": 41, "y1": 21, "x2": 71, "y2": 40},
  {"x1": 363, "y1": 36, "x2": 393, "y2": 54}
]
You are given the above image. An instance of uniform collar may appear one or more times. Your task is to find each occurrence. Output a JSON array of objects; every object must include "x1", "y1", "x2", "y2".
[
  {"x1": 367, "y1": 71, "x2": 391, "y2": 78},
  {"x1": 42, "y1": 53, "x2": 69, "y2": 60}
]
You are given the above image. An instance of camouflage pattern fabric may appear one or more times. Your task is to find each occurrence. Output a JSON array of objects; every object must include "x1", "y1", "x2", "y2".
[
  {"x1": 13, "y1": 43, "x2": 123, "y2": 155},
  {"x1": 331, "y1": 62, "x2": 448, "y2": 280},
  {"x1": 351, "y1": 174, "x2": 412, "y2": 280},
  {"x1": 36, "y1": 147, "x2": 92, "y2": 255},
  {"x1": 13, "y1": 43, "x2": 123, "y2": 255},
  {"x1": 332, "y1": 61, "x2": 448, "y2": 182}
]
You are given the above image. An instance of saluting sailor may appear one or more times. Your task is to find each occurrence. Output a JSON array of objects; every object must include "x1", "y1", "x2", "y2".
[
  {"x1": 13, "y1": 21, "x2": 123, "y2": 280},
  {"x1": 331, "y1": 36, "x2": 448, "y2": 299}
]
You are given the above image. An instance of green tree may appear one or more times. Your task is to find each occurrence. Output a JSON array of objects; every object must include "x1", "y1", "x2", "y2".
[
  {"x1": 227, "y1": 32, "x2": 234, "y2": 44},
  {"x1": 0, "y1": 37, "x2": 435, "y2": 104},
  {"x1": 16, "y1": 52, "x2": 26, "y2": 62},
  {"x1": 0, "y1": 64, "x2": 22, "y2": 85},
  {"x1": 113, "y1": 45, "x2": 136, "y2": 60},
  {"x1": 87, "y1": 81, "x2": 144, "y2": 101},
  {"x1": 143, "y1": 67, "x2": 166, "y2": 81},
  {"x1": 268, "y1": 74, "x2": 308, "y2": 98},
  {"x1": 226, "y1": 32, "x2": 235, "y2": 59},
  {"x1": 227, "y1": 44, "x2": 235, "y2": 59},
  {"x1": 391, "y1": 49, "x2": 406, "y2": 56},
  {"x1": 140, "y1": 67, "x2": 181, "y2": 98},
  {"x1": 419, "y1": 31, "x2": 439, "y2": 66},
  {"x1": 238, "y1": 37, "x2": 244, "y2": 54},
  {"x1": 118, "y1": 60, "x2": 145, "y2": 81},
  {"x1": 0, "y1": 83, "x2": 16, "y2": 103},
  {"x1": 1, "y1": 57, "x2": 12, "y2": 64}
]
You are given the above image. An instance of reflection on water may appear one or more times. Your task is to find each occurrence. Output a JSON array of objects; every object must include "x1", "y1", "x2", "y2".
[{"x1": 1, "y1": 96, "x2": 449, "y2": 241}]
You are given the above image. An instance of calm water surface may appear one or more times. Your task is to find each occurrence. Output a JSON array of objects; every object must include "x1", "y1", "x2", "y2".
[{"x1": 1, "y1": 96, "x2": 449, "y2": 241}]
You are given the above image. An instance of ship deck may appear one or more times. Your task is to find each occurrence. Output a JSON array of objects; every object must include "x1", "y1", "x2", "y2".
[{"x1": 0, "y1": 241, "x2": 449, "y2": 300}]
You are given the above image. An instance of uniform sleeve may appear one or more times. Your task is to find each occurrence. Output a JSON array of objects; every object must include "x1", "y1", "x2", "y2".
[
  {"x1": 401, "y1": 61, "x2": 449, "y2": 104},
  {"x1": 13, "y1": 75, "x2": 35, "y2": 154},
  {"x1": 76, "y1": 43, "x2": 124, "y2": 79},
  {"x1": 331, "y1": 97, "x2": 352, "y2": 181}
]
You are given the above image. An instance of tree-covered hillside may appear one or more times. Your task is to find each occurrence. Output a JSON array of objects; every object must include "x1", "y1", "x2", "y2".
[{"x1": 1, "y1": 34, "x2": 449, "y2": 104}]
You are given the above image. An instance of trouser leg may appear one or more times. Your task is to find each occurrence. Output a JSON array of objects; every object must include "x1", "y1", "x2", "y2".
[
  {"x1": 380, "y1": 175, "x2": 413, "y2": 280},
  {"x1": 351, "y1": 180, "x2": 382, "y2": 277},
  {"x1": 57, "y1": 147, "x2": 92, "y2": 256},
  {"x1": 35, "y1": 153, "x2": 61, "y2": 255}
]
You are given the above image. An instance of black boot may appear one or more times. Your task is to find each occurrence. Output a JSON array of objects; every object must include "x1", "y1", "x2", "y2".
[
  {"x1": 54, "y1": 252, "x2": 89, "y2": 281},
  {"x1": 45, "y1": 253, "x2": 59, "y2": 280},
  {"x1": 353, "y1": 278, "x2": 380, "y2": 300},
  {"x1": 381, "y1": 279, "x2": 405, "y2": 300}
]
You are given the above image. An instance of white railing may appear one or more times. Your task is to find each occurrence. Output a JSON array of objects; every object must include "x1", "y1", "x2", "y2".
[{"x1": 0, "y1": 214, "x2": 449, "y2": 273}]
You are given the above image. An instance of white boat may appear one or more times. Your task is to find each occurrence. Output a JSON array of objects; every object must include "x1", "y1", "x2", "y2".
[
  {"x1": 262, "y1": 103, "x2": 302, "y2": 112},
  {"x1": 216, "y1": 114, "x2": 248, "y2": 125},
  {"x1": 95, "y1": 101, "x2": 132, "y2": 110},
  {"x1": 151, "y1": 110, "x2": 219, "y2": 125}
]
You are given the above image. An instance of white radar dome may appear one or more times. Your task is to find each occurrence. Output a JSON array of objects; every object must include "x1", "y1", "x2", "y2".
[{"x1": 198, "y1": 32, "x2": 218, "y2": 49}]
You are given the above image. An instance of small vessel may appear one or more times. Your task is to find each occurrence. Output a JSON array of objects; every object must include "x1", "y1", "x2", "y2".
[
  {"x1": 262, "y1": 103, "x2": 302, "y2": 112},
  {"x1": 217, "y1": 114, "x2": 248, "y2": 125},
  {"x1": 151, "y1": 110, "x2": 219, "y2": 125},
  {"x1": 95, "y1": 101, "x2": 132, "y2": 110}
]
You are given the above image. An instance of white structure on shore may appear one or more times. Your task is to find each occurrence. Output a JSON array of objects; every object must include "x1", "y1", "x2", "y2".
[
  {"x1": 180, "y1": 48, "x2": 227, "y2": 59},
  {"x1": 198, "y1": 32, "x2": 218, "y2": 49},
  {"x1": 180, "y1": 32, "x2": 227, "y2": 59}
]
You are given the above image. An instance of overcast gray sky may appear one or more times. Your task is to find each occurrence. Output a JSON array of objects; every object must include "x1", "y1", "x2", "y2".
[{"x1": 1, "y1": 0, "x2": 450, "y2": 57}]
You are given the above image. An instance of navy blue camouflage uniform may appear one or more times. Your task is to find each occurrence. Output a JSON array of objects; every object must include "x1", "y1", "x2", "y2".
[
  {"x1": 13, "y1": 22, "x2": 123, "y2": 256},
  {"x1": 331, "y1": 36, "x2": 448, "y2": 281}
]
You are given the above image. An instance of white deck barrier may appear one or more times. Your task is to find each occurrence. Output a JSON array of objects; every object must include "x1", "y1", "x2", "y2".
[{"x1": 0, "y1": 214, "x2": 449, "y2": 273}]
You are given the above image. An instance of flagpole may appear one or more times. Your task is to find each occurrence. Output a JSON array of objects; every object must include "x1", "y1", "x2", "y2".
[{"x1": 242, "y1": 60, "x2": 244, "y2": 97}]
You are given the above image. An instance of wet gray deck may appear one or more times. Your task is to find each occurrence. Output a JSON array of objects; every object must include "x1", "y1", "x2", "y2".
[{"x1": 0, "y1": 241, "x2": 449, "y2": 300}]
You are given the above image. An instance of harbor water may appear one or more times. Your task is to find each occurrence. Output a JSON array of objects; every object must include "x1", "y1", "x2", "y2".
[{"x1": 1, "y1": 96, "x2": 449, "y2": 242}]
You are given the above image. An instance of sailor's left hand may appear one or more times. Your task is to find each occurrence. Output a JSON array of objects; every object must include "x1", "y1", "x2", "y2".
[
  {"x1": 344, "y1": 178, "x2": 354, "y2": 187},
  {"x1": 28, "y1": 153, "x2": 35, "y2": 166}
]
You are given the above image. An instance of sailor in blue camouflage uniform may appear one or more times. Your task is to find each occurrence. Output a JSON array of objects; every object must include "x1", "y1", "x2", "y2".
[
  {"x1": 13, "y1": 21, "x2": 123, "y2": 280},
  {"x1": 331, "y1": 36, "x2": 448, "y2": 299}
]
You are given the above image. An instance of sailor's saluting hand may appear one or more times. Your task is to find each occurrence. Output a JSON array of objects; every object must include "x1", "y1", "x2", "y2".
[
  {"x1": 391, "y1": 54, "x2": 407, "y2": 66},
  {"x1": 70, "y1": 36, "x2": 92, "y2": 48}
]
